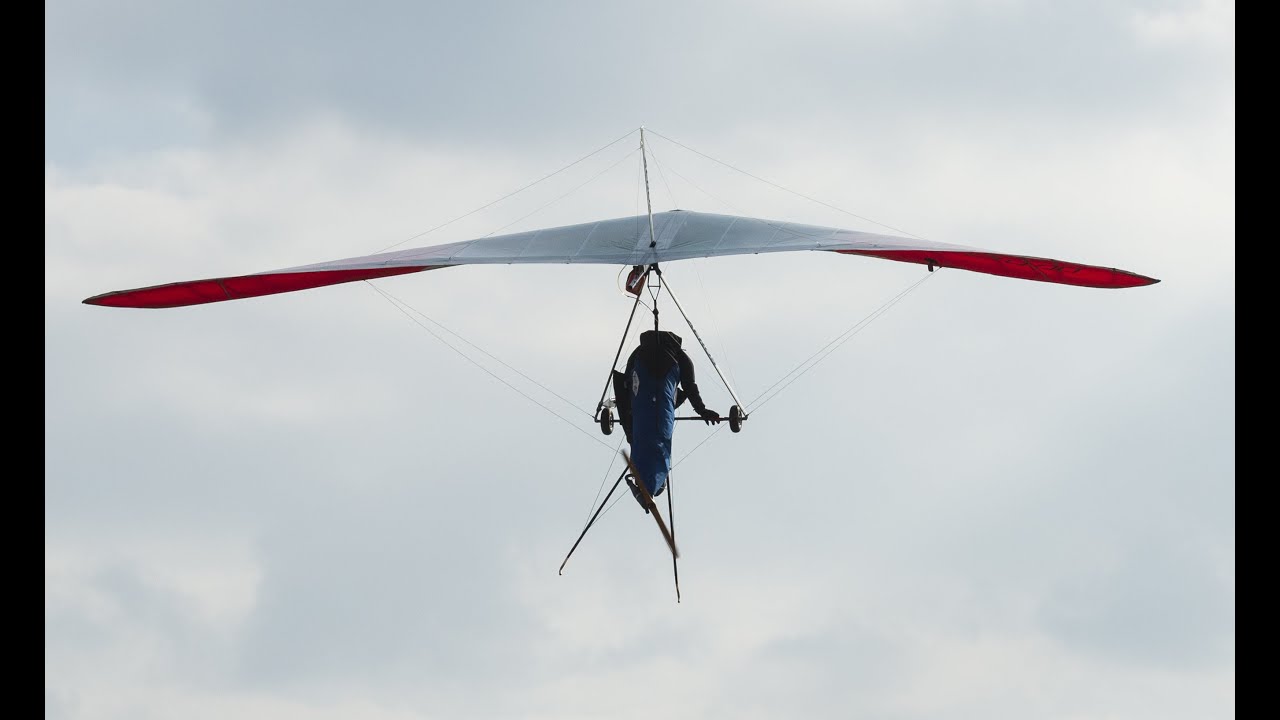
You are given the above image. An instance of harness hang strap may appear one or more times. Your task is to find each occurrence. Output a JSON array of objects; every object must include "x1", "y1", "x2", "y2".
[
  {"x1": 651, "y1": 263, "x2": 662, "y2": 333},
  {"x1": 593, "y1": 266, "x2": 652, "y2": 420}
]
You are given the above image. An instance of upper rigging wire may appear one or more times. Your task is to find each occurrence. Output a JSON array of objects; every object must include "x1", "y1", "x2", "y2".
[
  {"x1": 481, "y1": 148, "x2": 641, "y2": 238},
  {"x1": 373, "y1": 127, "x2": 640, "y2": 254},
  {"x1": 645, "y1": 128, "x2": 928, "y2": 242},
  {"x1": 645, "y1": 142, "x2": 679, "y2": 209}
]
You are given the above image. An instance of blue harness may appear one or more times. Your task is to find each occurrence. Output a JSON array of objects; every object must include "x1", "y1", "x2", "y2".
[{"x1": 629, "y1": 359, "x2": 680, "y2": 497}]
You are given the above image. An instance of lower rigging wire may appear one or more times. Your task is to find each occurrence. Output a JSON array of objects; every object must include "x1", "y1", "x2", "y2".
[
  {"x1": 671, "y1": 269, "x2": 938, "y2": 469},
  {"x1": 368, "y1": 282, "x2": 615, "y2": 452},
  {"x1": 369, "y1": 278, "x2": 642, "y2": 538},
  {"x1": 746, "y1": 270, "x2": 937, "y2": 413},
  {"x1": 580, "y1": 437, "x2": 625, "y2": 527}
]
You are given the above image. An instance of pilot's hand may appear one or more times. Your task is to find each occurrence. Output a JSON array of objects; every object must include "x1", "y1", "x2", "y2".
[{"x1": 698, "y1": 408, "x2": 722, "y2": 425}]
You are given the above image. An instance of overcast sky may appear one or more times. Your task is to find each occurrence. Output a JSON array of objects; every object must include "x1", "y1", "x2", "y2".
[{"x1": 46, "y1": 1, "x2": 1233, "y2": 718}]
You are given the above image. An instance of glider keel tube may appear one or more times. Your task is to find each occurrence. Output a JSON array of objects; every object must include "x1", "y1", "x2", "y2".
[
  {"x1": 82, "y1": 266, "x2": 440, "y2": 309},
  {"x1": 836, "y1": 249, "x2": 1159, "y2": 289}
]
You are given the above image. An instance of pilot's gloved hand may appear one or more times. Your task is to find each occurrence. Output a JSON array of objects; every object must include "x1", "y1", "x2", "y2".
[{"x1": 698, "y1": 408, "x2": 722, "y2": 425}]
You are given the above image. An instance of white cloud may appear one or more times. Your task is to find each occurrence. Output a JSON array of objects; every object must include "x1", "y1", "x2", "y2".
[
  {"x1": 46, "y1": 1, "x2": 1233, "y2": 717},
  {"x1": 1132, "y1": 0, "x2": 1235, "y2": 50}
]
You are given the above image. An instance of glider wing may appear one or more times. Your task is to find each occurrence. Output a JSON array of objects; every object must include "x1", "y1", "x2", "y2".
[{"x1": 83, "y1": 210, "x2": 1158, "y2": 309}]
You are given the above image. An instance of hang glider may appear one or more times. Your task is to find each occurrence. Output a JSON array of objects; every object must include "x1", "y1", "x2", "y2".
[
  {"x1": 78, "y1": 125, "x2": 1161, "y2": 601},
  {"x1": 82, "y1": 209, "x2": 1157, "y2": 309}
]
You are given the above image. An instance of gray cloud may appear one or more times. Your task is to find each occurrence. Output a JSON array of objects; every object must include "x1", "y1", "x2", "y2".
[{"x1": 45, "y1": 0, "x2": 1231, "y2": 165}]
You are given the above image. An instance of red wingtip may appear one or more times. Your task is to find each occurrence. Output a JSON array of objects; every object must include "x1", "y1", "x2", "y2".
[
  {"x1": 82, "y1": 266, "x2": 438, "y2": 309},
  {"x1": 837, "y1": 249, "x2": 1160, "y2": 289}
]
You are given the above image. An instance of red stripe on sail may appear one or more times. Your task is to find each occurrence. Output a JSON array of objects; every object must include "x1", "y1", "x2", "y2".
[
  {"x1": 836, "y1": 249, "x2": 1158, "y2": 289},
  {"x1": 83, "y1": 266, "x2": 439, "y2": 309}
]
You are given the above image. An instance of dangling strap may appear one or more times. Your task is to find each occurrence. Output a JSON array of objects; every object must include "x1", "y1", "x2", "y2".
[
  {"x1": 668, "y1": 472, "x2": 681, "y2": 603},
  {"x1": 558, "y1": 469, "x2": 627, "y2": 575}
]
